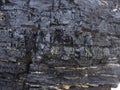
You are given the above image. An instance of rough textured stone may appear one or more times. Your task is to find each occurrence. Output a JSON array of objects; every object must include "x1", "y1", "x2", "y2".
[{"x1": 0, "y1": 0, "x2": 120, "y2": 90}]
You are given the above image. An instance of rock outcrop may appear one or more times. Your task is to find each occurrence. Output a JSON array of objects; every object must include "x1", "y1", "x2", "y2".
[{"x1": 0, "y1": 0, "x2": 120, "y2": 90}]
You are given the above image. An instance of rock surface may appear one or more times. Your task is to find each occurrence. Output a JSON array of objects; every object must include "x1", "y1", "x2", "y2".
[{"x1": 0, "y1": 0, "x2": 120, "y2": 90}]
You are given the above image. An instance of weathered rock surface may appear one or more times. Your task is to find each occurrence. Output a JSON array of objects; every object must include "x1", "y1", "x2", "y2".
[{"x1": 0, "y1": 0, "x2": 120, "y2": 90}]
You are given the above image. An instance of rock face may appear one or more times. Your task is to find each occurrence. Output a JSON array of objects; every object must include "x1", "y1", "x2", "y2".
[{"x1": 0, "y1": 0, "x2": 120, "y2": 90}]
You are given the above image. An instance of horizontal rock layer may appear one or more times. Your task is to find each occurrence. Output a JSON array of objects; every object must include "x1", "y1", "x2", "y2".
[{"x1": 0, "y1": 0, "x2": 120, "y2": 90}]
